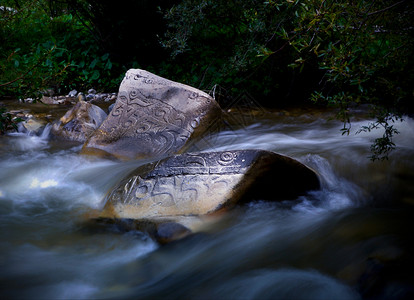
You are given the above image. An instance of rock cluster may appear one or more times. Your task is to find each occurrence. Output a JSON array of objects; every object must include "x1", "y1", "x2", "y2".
[
  {"x1": 47, "y1": 68, "x2": 320, "y2": 244},
  {"x1": 21, "y1": 90, "x2": 117, "y2": 105}
]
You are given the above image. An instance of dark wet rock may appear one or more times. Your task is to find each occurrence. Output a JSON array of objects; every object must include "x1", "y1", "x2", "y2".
[
  {"x1": 51, "y1": 101, "x2": 107, "y2": 143},
  {"x1": 86, "y1": 217, "x2": 192, "y2": 244},
  {"x1": 81, "y1": 69, "x2": 222, "y2": 160},
  {"x1": 41, "y1": 95, "x2": 71, "y2": 105},
  {"x1": 99, "y1": 149, "x2": 320, "y2": 220}
]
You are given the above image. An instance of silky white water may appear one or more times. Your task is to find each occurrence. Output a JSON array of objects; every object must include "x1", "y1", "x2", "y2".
[{"x1": 1, "y1": 107, "x2": 413, "y2": 299}]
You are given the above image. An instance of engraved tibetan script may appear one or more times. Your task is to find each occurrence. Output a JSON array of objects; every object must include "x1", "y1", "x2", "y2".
[{"x1": 82, "y1": 68, "x2": 221, "y2": 160}]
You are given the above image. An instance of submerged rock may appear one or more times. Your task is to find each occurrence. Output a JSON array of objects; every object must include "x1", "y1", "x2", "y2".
[
  {"x1": 99, "y1": 150, "x2": 320, "y2": 220},
  {"x1": 81, "y1": 69, "x2": 222, "y2": 160},
  {"x1": 88, "y1": 217, "x2": 193, "y2": 244},
  {"x1": 51, "y1": 101, "x2": 107, "y2": 143}
]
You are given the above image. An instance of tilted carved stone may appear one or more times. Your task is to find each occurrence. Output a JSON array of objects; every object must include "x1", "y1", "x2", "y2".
[
  {"x1": 99, "y1": 150, "x2": 320, "y2": 219},
  {"x1": 81, "y1": 69, "x2": 222, "y2": 160},
  {"x1": 51, "y1": 101, "x2": 107, "y2": 143}
]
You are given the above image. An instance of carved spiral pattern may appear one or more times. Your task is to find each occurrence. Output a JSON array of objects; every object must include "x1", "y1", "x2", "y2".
[
  {"x1": 218, "y1": 152, "x2": 235, "y2": 165},
  {"x1": 188, "y1": 92, "x2": 199, "y2": 99},
  {"x1": 129, "y1": 90, "x2": 139, "y2": 99}
]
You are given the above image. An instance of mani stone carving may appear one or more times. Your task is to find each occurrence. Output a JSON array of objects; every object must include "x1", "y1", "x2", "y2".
[
  {"x1": 51, "y1": 101, "x2": 107, "y2": 143},
  {"x1": 99, "y1": 150, "x2": 320, "y2": 220},
  {"x1": 81, "y1": 69, "x2": 222, "y2": 160}
]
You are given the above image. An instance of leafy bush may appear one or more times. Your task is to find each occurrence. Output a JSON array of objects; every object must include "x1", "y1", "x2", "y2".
[
  {"x1": 0, "y1": 0, "x2": 121, "y2": 100},
  {"x1": 161, "y1": 0, "x2": 414, "y2": 159}
]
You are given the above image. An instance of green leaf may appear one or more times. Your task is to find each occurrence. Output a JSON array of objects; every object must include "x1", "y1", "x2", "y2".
[
  {"x1": 105, "y1": 60, "x2": 112, "y2": 70},
  {"x1": 90, "y1": 70, "x2": 100, "y2": 81},
  {"x1": 89, "y1": 59, "x2": 98, "y2": 69}
]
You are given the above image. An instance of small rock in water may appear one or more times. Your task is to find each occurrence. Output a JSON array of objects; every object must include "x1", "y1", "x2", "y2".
[
  {"x1": 51, "y1": 101, "x2": 107, "y2": 142},
  {"x1": 68, "y1": 89, "x2": 78, "y2": 98},
  {"x1": 22, "y1": 118, "x2": 46, "y2": 134},
  {"x1": 86, "y1": 94, "x2": 95, "y2": 101},
  {"x1": 154, "y1": 222, "x2": 192, "y2": 244},
  {"x1": 88, "y1": 88, "x2": 97, "y2": 94}
]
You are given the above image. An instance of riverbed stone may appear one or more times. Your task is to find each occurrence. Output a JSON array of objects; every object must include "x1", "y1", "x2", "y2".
[
  {"x1": 87, "y1": 217, "x2": 194, "y2": 244},
  {"x1": 99, "y1": 150, "x2": 320, "y2": 220},
  {"x1": 21, "y1": 117, "x2": 46, "y2": 134},
  {"x1": 51, "y1": 101, "x2": 107, "y2": 143},
  {"x1": 81, "y1": 69, "x2": 222, "y2": 160}
]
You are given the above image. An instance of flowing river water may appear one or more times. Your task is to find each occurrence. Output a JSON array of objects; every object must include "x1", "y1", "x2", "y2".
[{"x1": 1, "y1": 103, "x2": 414, "y2": 299}]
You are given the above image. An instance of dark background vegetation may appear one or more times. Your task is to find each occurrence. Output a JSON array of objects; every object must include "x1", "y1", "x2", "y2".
[{"x1": 1, "y1": 0, "x2": 413, "y2": 159}]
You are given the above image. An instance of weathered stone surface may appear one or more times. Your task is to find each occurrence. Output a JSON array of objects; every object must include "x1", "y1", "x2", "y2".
[
  {"x1": 99, "y1": 150, "x2": 320, "y2": 220},
  {"x1": 51, "y1": 101, "x2": 107, "y2": 143},
  {"x1": 81, "y1": 69, "x2": 222, "y2": 160}
]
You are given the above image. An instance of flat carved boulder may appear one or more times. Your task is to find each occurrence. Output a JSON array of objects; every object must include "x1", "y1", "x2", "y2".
[
  {"x1": 99, "y1": 150, "x2": 320, "y2": 219},
  {"x1": 81, "y1": 69, "x2": 221, "y2": 160},
  {"x1": 51, "y1": 101, "x2": 107, "y2": 143}
]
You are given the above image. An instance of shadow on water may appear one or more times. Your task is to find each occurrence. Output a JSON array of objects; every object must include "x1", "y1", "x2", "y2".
[{"x1": 1, "y1": 107, "x2": 414, "y2": 299}]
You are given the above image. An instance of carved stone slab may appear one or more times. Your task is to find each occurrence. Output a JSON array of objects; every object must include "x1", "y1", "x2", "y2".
[
  {"x1": 81, "y1": 69, "x2": 221, "y2": 160},
  {"x1": 99, "y1": 150, "x2": 320, "y2": 219},
  {"x1": 51, "y1": 101, "x2": 107, "y2": 143}
]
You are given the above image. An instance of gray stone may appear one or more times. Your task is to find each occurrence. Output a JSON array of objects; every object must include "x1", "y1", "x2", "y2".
[
  {"x1": 81, "y1": 69, "x2": 222, "y2": 160},
  {"x1": 68, "y1": 89, "x2": 78, "y2": 98},
  {"x1": 42, "y1": 88, "x2": 55, "y2": 97},
  {"x1": 99, "y1": 150, "x2": 320, "y2": 220},
  {"x1": 51, "y1": 101, "x2": 107, "y2": 143},
  {"x1": 22, "y1": 118, "x2": 46, "y2": 133},
  {"x1": 86, "y1": 94, "x2": 95, "y2": 101},
  {"x1": 88, "y1": 88, "x2": 97, "y2": 94}
]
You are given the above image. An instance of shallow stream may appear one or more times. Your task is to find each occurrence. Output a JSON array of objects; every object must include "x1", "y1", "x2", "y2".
[{"x1": 1, "y1": 105, "x2": 413, "y2": 299}]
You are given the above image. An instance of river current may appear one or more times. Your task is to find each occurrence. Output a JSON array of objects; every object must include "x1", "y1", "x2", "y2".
[{"x1": 1, "y1": 106, "x2": 413, "y2": 299}]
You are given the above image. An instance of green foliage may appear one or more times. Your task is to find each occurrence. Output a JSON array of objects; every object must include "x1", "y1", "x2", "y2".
[
  {"x1": 161, "y1": 0, "x2": 414, "y2": 160},
  {"x1": 281, "y1": 0, "x2": 413, "y2": 159},
  {"x1": 0, "y1": 107, "x2": 22, "y2": 134},
  {"x1": 0, "y1": 0, "x2": 121, "y2": 100}
]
